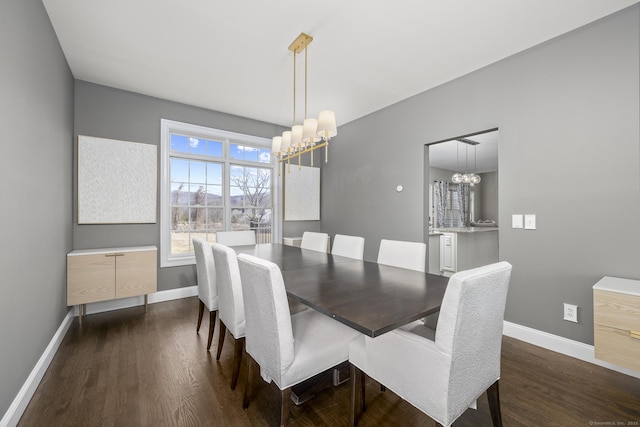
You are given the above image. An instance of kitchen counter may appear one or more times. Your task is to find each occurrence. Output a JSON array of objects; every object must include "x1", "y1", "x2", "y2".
[{"x1": 432, "y1": 227, "x2": 498, "y2": 234}]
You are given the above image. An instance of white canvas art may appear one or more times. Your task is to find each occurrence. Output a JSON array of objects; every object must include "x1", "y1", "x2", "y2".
[
  {"x1": 78, "y1": 135, "x2": 157, "y2": 224},
  {"x1": 284, "y1": 165, "x2": 320, "y2": 221}
]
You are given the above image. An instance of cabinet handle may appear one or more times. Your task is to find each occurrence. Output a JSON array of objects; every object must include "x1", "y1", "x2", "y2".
[
  {"x1": 631, "y1": 330, "x2": 640, "y2": 340},
  {"x1": 105, "y1": 253, "x2": 125, "y2": 257}
]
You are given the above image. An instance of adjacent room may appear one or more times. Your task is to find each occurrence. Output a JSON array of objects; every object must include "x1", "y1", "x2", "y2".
[{"x1": 2, "y1": 1, "x2": 639, "y2": 426}]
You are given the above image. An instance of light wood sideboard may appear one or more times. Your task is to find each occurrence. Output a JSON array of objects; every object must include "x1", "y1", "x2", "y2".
[
  {"x1": 283, "y1": 236, "x2": 331, "y2": 252},
  {"x1": 593, "y1": 276, "x2": 640, "y2": 371},
  {"x1": 67, "y1": 246, "x2": 157, "y2": 321}
]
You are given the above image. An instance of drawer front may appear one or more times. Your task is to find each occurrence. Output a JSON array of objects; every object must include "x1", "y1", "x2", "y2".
[
  {"x1": 594, "y1": 323, "x2": 640, "y2": 371},
  {"x1": 594, "y1": 289, "x2": 640, "y2": 330},
  {"x1": 67, "y1": 254, "x2": 115, "y2": 305}
]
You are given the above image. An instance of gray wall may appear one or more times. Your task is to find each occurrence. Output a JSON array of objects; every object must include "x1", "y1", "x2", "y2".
[
  {"x1": 321, "y1": 5, "x2": 639, "y2": 345},
  {"x1": 0, "y1": 0, "x2": 74, "y2": 417},
  {"x1": 74, "y1": 81, "x2": 316, "y2": 291},
  {"x1": 480, "y1": 171, "x2": 498, "y2": 223}
]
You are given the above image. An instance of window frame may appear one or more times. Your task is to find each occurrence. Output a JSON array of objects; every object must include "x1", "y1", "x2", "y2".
[{"x1": 160, "y1": 119, "x2": 280, "y2": 267}]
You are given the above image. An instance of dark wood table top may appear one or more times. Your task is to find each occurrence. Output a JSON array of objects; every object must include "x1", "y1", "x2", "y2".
[{"x1": 233, "y1": 243, "x2": 449, "y2": 337}]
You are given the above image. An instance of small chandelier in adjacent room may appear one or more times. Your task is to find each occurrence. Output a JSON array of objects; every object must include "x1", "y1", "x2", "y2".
[
  {"x1": 451, "y1": 138, "x2": 481, "y2": 184},
  {"x1": 271, "y1": 33, "x2": 337, "y2": 174}
]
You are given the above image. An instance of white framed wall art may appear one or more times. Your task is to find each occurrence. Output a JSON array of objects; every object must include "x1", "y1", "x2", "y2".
[
  {"x1": 284, "y1": 165, "x2": 320, "y2": 221},
  {"x1": 78, "y1": 135, "x2": 157, "y2": 224}
]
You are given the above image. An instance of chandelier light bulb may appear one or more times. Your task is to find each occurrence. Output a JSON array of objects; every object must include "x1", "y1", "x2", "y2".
[
  {"x1": 452, "y1": 173, "x2": 463, "y2": 184},
  {"x1": 271, "y1": 136, "x2": 282, "y2": 154},
  {"x1": 303, "y1": 118, "x2": 319, "y2": 145}
]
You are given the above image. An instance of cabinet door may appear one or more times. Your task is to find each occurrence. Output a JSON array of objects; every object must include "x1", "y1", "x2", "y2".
[
  {"x1": 115, "y1": 250, "x2": 157, "y2": 299},
  {"x1": 67, "y1": 254, "x2": 115, "y2": 305},
  {"x1": 439, "y1": 233, "x2": 456, "y2": 272}
]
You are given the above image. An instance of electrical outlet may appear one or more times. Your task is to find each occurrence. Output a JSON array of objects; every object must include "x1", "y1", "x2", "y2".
[{"x1": 563, "y1": 303, "x2": 578, "y2": 323}]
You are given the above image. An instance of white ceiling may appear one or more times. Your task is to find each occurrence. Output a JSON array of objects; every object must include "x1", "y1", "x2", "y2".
[
  {"x1": 428, "y1": 130, "x2": 499, "y2": 173},
  {"x1": 42, "y1": 0, "x2": 637, "y2": 128}
]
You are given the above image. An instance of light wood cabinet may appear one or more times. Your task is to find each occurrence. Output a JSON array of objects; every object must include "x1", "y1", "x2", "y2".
[
  {"x1": 593, "y1": 276, "x2": 640, "y2": 371},
  {"x1": 283, "y1": 237, "x2": 303, "y2": 248},
  {"x1": 67, "y1": 246, "x2": 157, "y2": 312},
  {"x1": 283, "y1": 236, "x2": 331, "y2": 252}
]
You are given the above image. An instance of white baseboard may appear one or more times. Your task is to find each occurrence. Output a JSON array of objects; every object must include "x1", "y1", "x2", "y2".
[
  {"x1": 0, "y1": 309, "x2": 74, "y2": 427},
  {"x1": 503, "y1": 320, "x2": 640, "y2": 379},
  {"x1": 1, "y1": 286, "x2": 198, "y2": 427}
]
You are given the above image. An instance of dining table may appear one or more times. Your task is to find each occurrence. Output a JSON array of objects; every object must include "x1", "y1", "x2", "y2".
[
  {"x1": 233, "y1": 243, "x2": 450, "y2": 338},
  {"x1": 231, "y1": 242, "x2": 450, "y2": 403}
]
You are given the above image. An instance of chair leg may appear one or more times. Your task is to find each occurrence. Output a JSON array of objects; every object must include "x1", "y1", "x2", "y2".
[
  {"x1": 243, "y1": 356, "x2": 254, "y2": 410},
  {"x1": 196, "y1": 300, "x2": 205, "y2": 332},
  {"x1": 231, "y1": 337, "x2": 245, "y2": 390},
  {"x1": 280, "y1": 388, "x2": 291, "y2": 427},
  {"x1": 487, "y1": 380, "x2": 503, "y2": 427},
  {"x1": 216, "y1": 321, "x2": 227, "y2": 360},
  {"x1": 360, "y1": 368, "x2": 366, "y2": 412},
  {"x1": 351, "y1": 364, "x2": 366, "y2": 426},
  {"x1": 207, "y1": 310, "x2": 217, "y2": 351}
]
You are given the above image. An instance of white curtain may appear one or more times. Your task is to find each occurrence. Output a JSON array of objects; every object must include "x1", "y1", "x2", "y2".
[
  {"x1": 433, "y1": 181, "x2": 449, "y2": 228},
  {"x1": 434, "y1": 181, "x2": 470, "y2": 228},
  {"x1": 459, "y1": 183, "x2": 470, "y2": 227}
]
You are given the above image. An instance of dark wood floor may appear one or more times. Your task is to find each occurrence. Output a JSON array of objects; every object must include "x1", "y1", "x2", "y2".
[{"x1": 18, "y1": 297, "x2": 640, "y2": 426}]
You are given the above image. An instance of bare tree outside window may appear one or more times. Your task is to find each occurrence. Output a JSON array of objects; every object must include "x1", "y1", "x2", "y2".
[{"x1": 230, "y1": 166, "x2": 272, "y2": 242}]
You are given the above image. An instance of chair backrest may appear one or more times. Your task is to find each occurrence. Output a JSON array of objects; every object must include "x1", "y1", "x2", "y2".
[
  {"x1": 211, "y1": 243, "x2": 245, "y2": 338},
  {"x1": 331, "y1": 234, "x2": 365, "y2": 260},
  {"x1": 192, "y1": 238, "x2": 218, "y2": 310},
  {"x1": 216, "y1": 230, "x2": 256, "y2": 246},
  {"x1": 377, "y1": 239, "x2": 426, "y2": 272},
  {"x1": 237, "y1": 253, "x2": 295, "y2": 384},
  {"x1": 301, "y1": 231, "x2": 330, "y2": 253},
  {"x1": 435, "y1": 261, "x2": 512, "y2": 419}
]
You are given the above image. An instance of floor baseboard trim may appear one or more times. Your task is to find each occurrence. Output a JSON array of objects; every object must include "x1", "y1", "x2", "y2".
[
  {"x1": 1, "y1": 286, "x2": 198, "y2": 427},
  {"x1": 0, "y1": 309, "x2": 75, "y2": 427},
  {"x1": 503, "y1": 320, "x2": 640, "y2": 379}
]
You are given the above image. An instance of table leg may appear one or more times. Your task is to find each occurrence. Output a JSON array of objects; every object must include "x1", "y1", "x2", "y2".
[{"x1": 290, "y1": 361, "x2": 351, "y2": 405}]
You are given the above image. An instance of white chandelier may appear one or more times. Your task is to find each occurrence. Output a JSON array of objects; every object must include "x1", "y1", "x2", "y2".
[
  {"x1": 451, "y1": 139, "x2": 481, "y2": 185},
  {"x1": 270, "y1": 33, "x2": 337, "y2": 174}
]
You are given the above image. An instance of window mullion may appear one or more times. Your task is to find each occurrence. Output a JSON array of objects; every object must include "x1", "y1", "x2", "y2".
[{"x1": 223, "y1": 143, "x2": 231, "y2": 231}]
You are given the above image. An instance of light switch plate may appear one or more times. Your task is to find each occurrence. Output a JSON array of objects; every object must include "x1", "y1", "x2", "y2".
[
  {"x1": 524, "y1": 214, "x2": 536, "y2": 230},
  {"x1": 512, "y1": 214, "x2": 523, "y2": 229}
]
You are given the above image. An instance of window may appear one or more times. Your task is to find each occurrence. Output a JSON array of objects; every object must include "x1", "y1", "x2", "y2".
[
  {"x1": 431, "y1": 182, "x2": 471, "y2": 229},
  {"x1": 160, "y1": 119, "x2": 279, "y2": 267}
]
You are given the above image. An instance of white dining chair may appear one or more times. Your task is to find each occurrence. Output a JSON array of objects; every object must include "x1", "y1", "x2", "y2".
[
  {"x1": 377, "y1": 239, "x2": 426, "y2": 272},
  {"x1": 211, "y1": 243, "x2": 246, "y2": 390},
  {"x1": 192, "y1": 238, "x2": 219, "y2": 351},
  {"x1": 331, "y1": 234, "x2": 365, "y2": 260},
  {"x1": 237, "y1": 253, "x2": 360, "y2": 426},
  {"x1": 300, "y1": 231, "x2": 330, "y2": 253},
  {"x1": 215, "y1": 230, "x2": 256, "y2": 246},
  {"x1": 349, "y1": 261, "x2": 513, "y2": 427}
]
